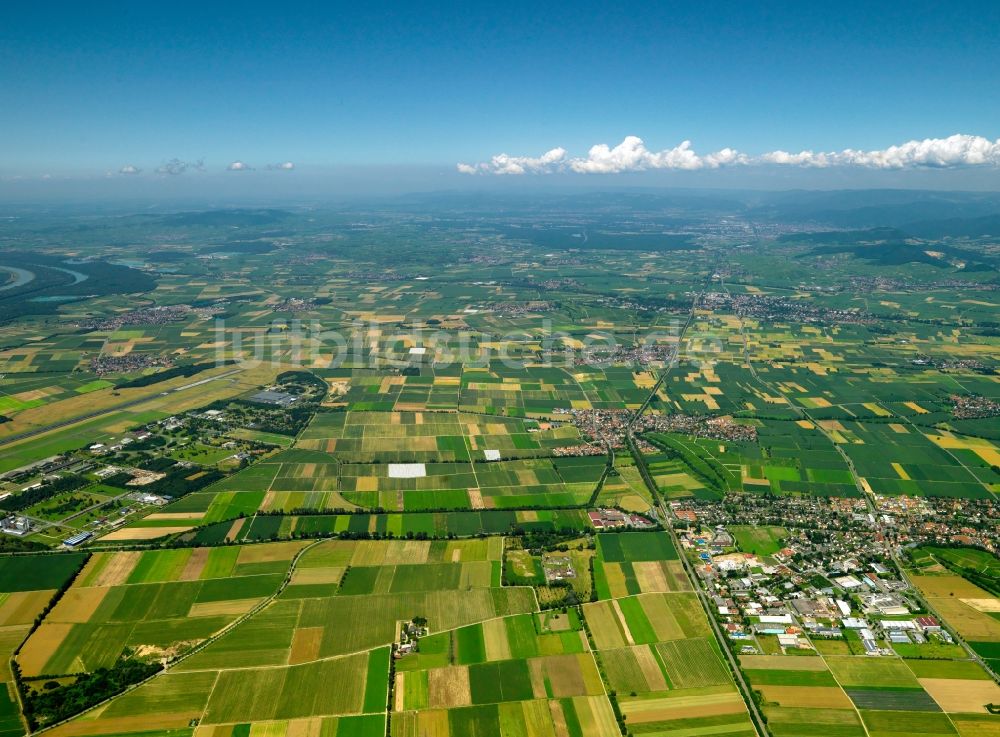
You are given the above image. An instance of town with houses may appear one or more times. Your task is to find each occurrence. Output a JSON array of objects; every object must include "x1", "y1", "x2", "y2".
[{"x1": 670, "y1": 492, "x2": 997, "y2": 660}]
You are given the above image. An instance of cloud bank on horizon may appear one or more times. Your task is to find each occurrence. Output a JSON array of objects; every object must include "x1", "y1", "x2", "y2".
[
  {"x1": 106, "y1": 160, "x2": 295, "y2": 177},
  {"x1": 458, "y1": 134, "x2": 1000, "y2": 175}
]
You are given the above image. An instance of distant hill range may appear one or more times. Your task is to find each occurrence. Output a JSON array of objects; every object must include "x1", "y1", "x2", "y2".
[{"x1": 781, "y1": 227, "x2": 997, "y2": 271}]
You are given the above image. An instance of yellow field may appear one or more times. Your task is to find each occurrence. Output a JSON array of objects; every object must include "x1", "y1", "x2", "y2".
[
  {"x1": 619, "y1": 686, "x2": 744, "y2": 723},
  {"x1": 49, "y1": 713, "x2": 197, "y2": 737},
  {"x1": 633, "y1": 560, "x2": 690, "y2": 593},
  {"x1": 102, "y1": 526, "x2": 192, "y2": 541},
  {"x1": 0, "y1": 590, "x2": 56, "y2": 626},
  {"x1": 482, "y1": 617, "x2": 512, "y2": 661},
  {"x1": 16, "y1": 622, "x2": 73, "y2": 676},
  {"x1": 638, "y1": 594, "x2": 688, "y2": 641},
  {"x1": 188, "y1": 599, "x2": 261, "y2": 617},
  {"x1": 289, "y1": 567, "x2": 344, "y2": 585},
  {"x1": 78, "y1": 551, "x2": 141, "y2": 587},
  {"x1": 46, "y1": 587, "x2": 109, "y2": 624},
  {"x1": 758, "y1": 685, "x2": 852, "y2": 708},
  {"x1": 289, "y1": 627, "x2": 324, "y2": 665},
  {"x1": 427, "y1": 666, "x2": 471, "y2": 708},
  {"x1": 920, "y1": 678, "x2": 1000, "y2": 714},
  {"x1": 911, "y1": 575, "x2": 1000, "y2": 640}
]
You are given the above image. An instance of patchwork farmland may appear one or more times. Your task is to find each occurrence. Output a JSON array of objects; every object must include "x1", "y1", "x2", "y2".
[{"x1": 0, "y1": 197, "x2": 997, "y2": 737}]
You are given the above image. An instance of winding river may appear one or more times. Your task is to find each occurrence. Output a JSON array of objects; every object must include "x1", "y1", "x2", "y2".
[{"x1": 0, "y1": 265, "x2": 36, "y2": 291}]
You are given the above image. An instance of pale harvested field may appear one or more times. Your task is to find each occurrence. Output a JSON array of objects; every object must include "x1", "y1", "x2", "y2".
[
  {"x1": 920, "y1": 678, "x2": 1000, "y2": 714},
  {"x1": 548, "y1": 700, "x2": 569, "y2": 737},
  {"x1": 0, "y1": 590, "x2": 54, "y2": 626},
  {"x1": 427, "y1": 666, "x2": 471, "y2": 708},
  {"x1": 394, "y1": 673, "x2": 406, "y2": 712},
  {"x1": 289, "y1": 626, "x2": 324, "y2": 665},
  {"x1": 639, "y1": 594, "x2": 685, "y2": 641},
  {"x1": 483, "y1": 617, "x2": 511, "y2": 661},
  {"x1": 179, "y1": 547, "x2": 210, "y2": 581},
  {"x1": 87, "y1": 551, "x2": 141, "y2": 587},
  {"x1": 633, "y1": 561, "x2": 669, "y2": 593},
  {"x1": 573, "y1": 695, "x2": 620, "y2": 736},
  {"x1": 759, "y1": 685, "x2": 852, "y2": 708},
  {"x1": 540, "y1": 654, "x2": 588, "y2": 698},
  {"x1": 188, "y1": 599, "x2": 261, "y2": 617},
  {"x1": 610, "y1": 600, "x2": 635, "y2": 645},
  {"x1": 46, "y1": 587, "x2": 109, "y2": 624},
  {"x1": 17, "y1": 622, "x2": 73, "y2": 676},
  {"x1": 621, "y1": 688, "x2": 744, "y2": 724},
  {"x1": 145, "y1": 512, "x2": 206, "y2": 521},
  {"x1": 582, "y1": 601, "x2": 626, "y2": 650},
  {"x1": 633, "y1": 646, "x2": 668, "y2": 691},
  {"x1": 225, "y1": 518, "x2": 246, "y2": 542},
  {"x1": 102, "y1": 526, "x2": 191, "y2": 541},
  {"x1": 47, "y1": 712, "x2": 197, "y2": 737},
  {"x1": 603, "y1": 563, "x2": 629, "y2": 598},
  {"x1": 286, "y1": 717, "x2": 328, "y2": 737},
  {"x1": 237, "y1": 540, "x2": 308, "y2": 564},
  {"x1": 964, "y1": 598, "x2": 1000, "y2": 613},
  {"x1": 290, "y1": 567, "x2": 344, "y2": 585},
  {"x1": 911, "y1": 574, "x2": 992, "y2": 599},
  {"x1": 383, "y1": 540, "x2": 430, "y2": 565},
  {"x1": 741, "y1": 654, "x2": 830, "y2": 671},
  {"x1": 930, "y1": 598, "x2": 1000, "y2": 640}
]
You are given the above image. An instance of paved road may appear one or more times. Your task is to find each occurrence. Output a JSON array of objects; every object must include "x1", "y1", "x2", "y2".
[{"x1": 622, "y1": 275, "x2": 769, "y2": 737}]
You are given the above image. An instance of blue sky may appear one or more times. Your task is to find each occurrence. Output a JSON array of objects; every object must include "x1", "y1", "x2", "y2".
[{"x1": 2, "y1": 0, "x2": 999, "y2": 188}]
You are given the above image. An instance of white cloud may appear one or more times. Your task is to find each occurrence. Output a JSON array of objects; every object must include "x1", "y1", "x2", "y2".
[
  {"x1": 119, "y1": 164, "x2": 141, "y2": 175},
  {"x1": 267, "y1": 161, "x2": 295, "y2": 170},
  {"x1": 459, "y1": 134, "x2": 1000, "y2": 174},
  {"x1": 763, "y1": 134, "x2": 1000, "y2": 169},
  {"x1": 569, "y1": 137, "x2": 710, "y2": 173},
  {"x1": 459, "y1": 147, "x2": 567, "y2": 176},
  {"x1": 227, "y1": 161, "x2": 252, "y2": 171}
]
